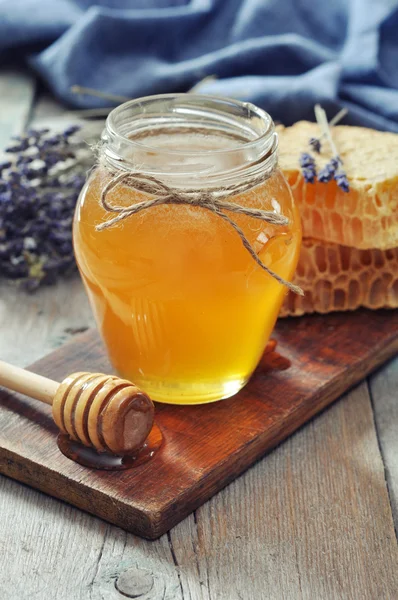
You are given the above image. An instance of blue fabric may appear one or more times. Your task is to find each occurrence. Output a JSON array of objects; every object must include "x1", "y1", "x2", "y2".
[{"x1": 1, "y1": 0, "x2": 398, "y2": 131}]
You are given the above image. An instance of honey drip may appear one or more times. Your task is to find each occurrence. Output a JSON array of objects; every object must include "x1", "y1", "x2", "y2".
[{"x1": 57, "y1": 423, "x2": 163, "y2": 470}]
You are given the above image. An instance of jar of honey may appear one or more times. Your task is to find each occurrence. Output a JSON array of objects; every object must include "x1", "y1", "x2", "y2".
[{"x1": 74, "y1": 94, "x2": 301, "y2": 404}]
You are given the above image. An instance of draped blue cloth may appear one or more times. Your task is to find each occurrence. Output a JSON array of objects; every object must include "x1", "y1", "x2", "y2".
[{"x1": 1, "y1": 0, "x2": 398, "y2": 131}]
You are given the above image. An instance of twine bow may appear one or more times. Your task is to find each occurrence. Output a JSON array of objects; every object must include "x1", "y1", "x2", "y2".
[{"x1": 96, "y1": 170, "x2": 303, "y2": 295}]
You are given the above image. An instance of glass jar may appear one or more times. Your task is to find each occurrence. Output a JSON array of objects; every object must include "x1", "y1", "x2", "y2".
[{"x1": 74, "y1": 94, "x2": 301, "y2": 405}]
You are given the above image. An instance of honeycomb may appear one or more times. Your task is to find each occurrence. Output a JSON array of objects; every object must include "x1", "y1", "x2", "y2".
[
  {"x1": 278, "y1": 122, "x2": 398, "y2": 250},
  {"x1": 280, "y1": 238, "x2": 398, "y2": 317}
]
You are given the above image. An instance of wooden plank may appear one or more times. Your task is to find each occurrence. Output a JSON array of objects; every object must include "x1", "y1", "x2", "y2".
[
  {"x1": 0, "y1": 476, "x2": 107, "y2": 599},
  {"x1": 0, "y1": 278, "x2": 94, "y2": 367},
  {"x1": 369, "y1": 356, "x2": 398, "y2": 529},
  {"x1": 30, "y1": 90, "x2": 104, "y2": 141},
  {"x1": 0, "y1": 474, "x2": 185, "y2": 600},
  {"x1": 89, "y1": 528, "x2": 183, "y2": 600},
  {"x1": 0, "y1": 309, "x2": 397, "y2": 539},
  {"x1": 170, "y1": 382, "x2": 398, "y2": 599},
  {"x1": 0, "y1": 69, "x2": 35, "y2": 152}
]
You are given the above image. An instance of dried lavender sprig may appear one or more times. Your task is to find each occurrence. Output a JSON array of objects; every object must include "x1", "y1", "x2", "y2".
[
  {"x1": 318, "y1": 157, "x2": 339, "y2": 183},
  {"x1": 309, "y1": 137, "x2": 321, "y2": 153},
  {"x1": 68, "y1": 75, "x2": 220, "y2": 118},
  {"x1": 329, "y1": 108, "x2": 349, "y2": 128},
  {"x1": 0, "y1": 124, "x2": 94, "y2": 291},
  {"x1": 334, "y1": 172, "x2": 349, "y2": 192},
  {"x1": 307, "y1": 108, "x2": 348, "y2": 155},
  {"x1": 70, "y1": 75, "x2": 218, "y2": 106},
  {"x1": 71, "y1": 85, "x2": 131, "y2": 104},
  {"x1": 314, "y1": 104, "x2": 350, "y2": 193},
  {"x1": 299, "y1": 152, "x2": 317, "y2": 183}
]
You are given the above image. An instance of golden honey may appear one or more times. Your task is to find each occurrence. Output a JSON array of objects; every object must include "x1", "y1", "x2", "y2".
[{"x1": 73, "y1": 95, "x2": 301, "y2": 404}]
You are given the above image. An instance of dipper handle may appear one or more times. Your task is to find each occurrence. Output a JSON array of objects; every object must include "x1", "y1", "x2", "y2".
[{"x1": 0, "y1": 359, "x2": 59, "y2": 405}]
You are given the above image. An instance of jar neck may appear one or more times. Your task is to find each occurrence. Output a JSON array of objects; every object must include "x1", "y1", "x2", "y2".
[{"x1": 101, "y1": 94, "x2": 278, "y2": 188}]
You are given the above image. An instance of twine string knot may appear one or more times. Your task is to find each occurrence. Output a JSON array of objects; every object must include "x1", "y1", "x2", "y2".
[{"x1": 96, "y1": 169, "x2": 303, "y2": 295}]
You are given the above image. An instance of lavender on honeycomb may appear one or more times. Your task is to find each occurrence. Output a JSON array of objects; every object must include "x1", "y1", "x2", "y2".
[
  {"x1": 299, "y1": 152, "x2": 317, "y2": 183},
  {"x1": 309, "y1": 136, "x2": 321, "y2": 153},
  {"x1": 299, "y1": 106, "x2": 350, "y2": 193}
]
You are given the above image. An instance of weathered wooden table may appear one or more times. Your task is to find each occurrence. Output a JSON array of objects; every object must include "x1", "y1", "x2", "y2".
[{"x1": 0, "y1": 70, "x2": 397, "y2": 600}]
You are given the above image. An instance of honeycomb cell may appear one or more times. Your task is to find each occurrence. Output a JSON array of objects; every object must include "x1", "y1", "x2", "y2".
[{"x1": 280, "y1": 238, "x2": 398, "y2": 317}]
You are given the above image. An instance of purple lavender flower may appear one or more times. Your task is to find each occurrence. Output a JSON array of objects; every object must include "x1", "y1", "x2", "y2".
[
  {"x1": 299, "y1": 153, "x2": 314, "y2": 167},
  {"x1": 299, "y1": 152, "x2": 317, "y2": 183},
  {"x1": 318, "y1": 155, "x2": 349, "y2": 192},
  {"x1": 45, "y1": 178, "x2": 62, "y2": 188},
  {"x1": 63, "y1": 125, "x2": 80, "y2": 137},
  {"x1": 301, "y1": 168, "x2": 315, "y2": 183},
  {"x1": 43, "y1": 136, "x2": 62, "y2": 147},
  {"x1": 335, "y1": 172, "x2": 350, "y2": 193},
  {"x1": 0, "y1": 191, "x2": 12, "y2": 204},
  {"x1": 69, "y1": 174, "x2": 86, "y2": 189},
  {"x1": 44, "y1": 153, "x2": 63, "y2": 167},
  {"x1": 26, "y1": 128, "x2": 50, "y2": 139},
  {"x1": 7, "y1": 171, "x2": 22, "y2": 183},
  {"x1": 0, "y1": 161, "x2": 12, "y2": 174},
  {"x1": 0, "y1": 121, "x2": 91, "y2": 291},
  {"x1": 309, "y1": 137, "x2": 321, "y2": 153},
  {"x1": 318, "y1": 157, "x2": 339, "y2": 183},
  {"x1": 24, "y1": 165, "x2": 49, "y2": 179},
  {"x1": 16, "y1": 155, "x2": 34, "y2": 166},
  {"x1": 5, "y1": 145, "x2": 22, "y2": 153}
]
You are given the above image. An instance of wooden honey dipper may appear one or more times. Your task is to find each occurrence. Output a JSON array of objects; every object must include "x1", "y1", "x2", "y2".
[{"x1": 0, "y1": 360, "x2": 155, "y2": 457}]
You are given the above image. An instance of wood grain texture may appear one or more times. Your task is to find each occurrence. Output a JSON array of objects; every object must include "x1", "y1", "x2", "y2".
[
  {"x1": 369, "y1": 357, "x2": 398, "y2": 529},
  {"x1": 0, "y1": 278, "x2": 94, "y2": 366},
  {"x1": 1, "y1": 310, "x2": 397, "y2": 540},
  {"x1": 169, "y1": 382, "x2": 398, "y2": 600},
  {"x1": 0, "y1": 477, "x2": 107, "y2": 599},
  {"x1": 0, "y1": 486, "x2": 184, "y2": 600},
  {"x1": 0, "y1": 69, "x2": 35, "y2": 153}
]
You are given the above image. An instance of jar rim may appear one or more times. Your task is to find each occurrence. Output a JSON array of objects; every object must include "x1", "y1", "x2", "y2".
[{"x1": 105, "y1": 93, "x2": 275, "y2": 157}]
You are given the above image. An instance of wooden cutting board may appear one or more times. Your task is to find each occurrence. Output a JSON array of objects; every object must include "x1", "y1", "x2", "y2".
[{"x1": 0, "y1": 309, "x2": 397, "y2": 539}]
